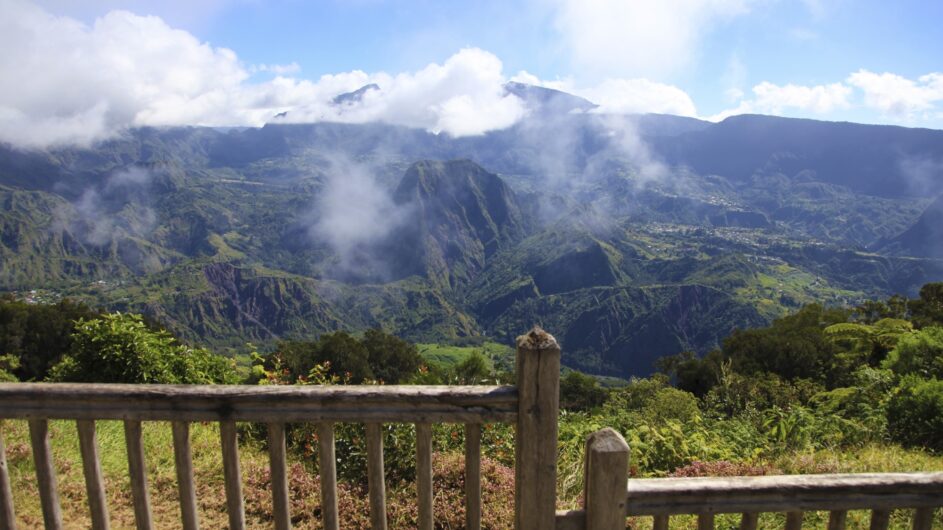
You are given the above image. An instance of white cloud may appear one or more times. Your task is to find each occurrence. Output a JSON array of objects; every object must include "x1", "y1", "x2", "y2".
[
  {"x1": 251, "y1": 63, "x2": 302, "y2": 76},
  {"x1": 548, "y1": 0, "x2": 757, "y2": 78},
  {"x1": 0, "y1": 1, "x2": 527, "y2": 148},
  {"x1": 0, "y1": 0, "x2": 248, "y2": 147},
  {"x1": 847, "y1": 70, "x2": 943, "y2": 121},
  {"x1": 510, "y1": 72, "x2": 698, "y2": 117},
  {"x1": 579, "y1": 79, "x2": 698, "y2": 117},
  {"x1": 722, "y1": 55, "x2": 747, "y2": 103},
  {"x1": 277, "y1": 48, "x2": 526, "y2": 137},
  {"x1": 510, "y1": 71, "x2": 574, "y2": 93},
  {"x1": 710, "y1": 81, "x2": 852, "y2": 120}
]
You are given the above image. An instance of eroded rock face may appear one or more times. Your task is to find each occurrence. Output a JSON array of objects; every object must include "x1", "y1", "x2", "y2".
[{"x1": 392, "y1": 159, "x2": 525, "y2": 290}]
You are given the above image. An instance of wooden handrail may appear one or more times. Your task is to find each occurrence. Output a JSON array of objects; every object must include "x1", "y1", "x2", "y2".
[
  {"x1": 0, "y1": 329, "x2": 562, "y2": 530},
  {"x1": 624, "y1": 473, "x2": 943, "y2": 516},
  {"x1": 0, "y1": 383, "x2": 518, "y2": 423},
  {"x1": 560, "y1": 431, "x2": 943, "y2": 530}
]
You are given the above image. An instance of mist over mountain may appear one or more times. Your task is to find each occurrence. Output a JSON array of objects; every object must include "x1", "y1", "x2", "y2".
[{"x1": 2, "y1": 84, "x2": 943, "y2": 376}]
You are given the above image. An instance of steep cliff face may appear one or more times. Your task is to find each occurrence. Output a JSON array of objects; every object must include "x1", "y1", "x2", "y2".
[
  {"x1": 392, "y1": 160, "x2": 525, "y2": 290},
  {"x1": 883, "y1": 195, "x2": 943, "y2": 258}
]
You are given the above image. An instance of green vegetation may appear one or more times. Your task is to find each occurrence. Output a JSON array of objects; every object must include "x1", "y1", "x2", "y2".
[
  {"x1": 253, "y1": 328, "x2": 421, "y2": 385},
  {"x1": 48, "y1": 313, "x2": 239, "y2": 384},
  {"x1": 0, "y1": 295, "x2": 101, "y2": 380},
  {"x1": 2, "y1": 286, "x2": 943, "y2": 528}
]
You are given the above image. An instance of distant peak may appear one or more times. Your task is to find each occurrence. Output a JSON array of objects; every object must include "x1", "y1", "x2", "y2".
[
  {"x1": 503, "y1": 82, "x2": 597, "y2": 114},
  {"x1": 332, "y1": 83, "x2": 380, "y2": 106}
]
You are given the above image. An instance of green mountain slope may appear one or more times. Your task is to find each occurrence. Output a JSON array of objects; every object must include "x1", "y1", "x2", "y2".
[{"x1": 3, "y1": 114, "x2": 943, "y2": 377}]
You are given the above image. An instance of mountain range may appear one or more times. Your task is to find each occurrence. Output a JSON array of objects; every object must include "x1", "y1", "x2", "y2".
[{"x1": 2, "y1": 83, "x2": 943, "y2": 376}]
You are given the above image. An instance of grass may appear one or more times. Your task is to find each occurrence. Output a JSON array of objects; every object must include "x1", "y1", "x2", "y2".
[
  {"x1": 0, "y1": 419, "x2": 516, "y2": 529},
  {"x1": 416, "y1": 341, "x2": 514, "y2": 371},
  {"x1": 2, "y1": 419, "x2": 941, "y2": 529}
]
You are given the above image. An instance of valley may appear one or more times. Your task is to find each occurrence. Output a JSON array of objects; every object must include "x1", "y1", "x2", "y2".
[{"x1": 3, "y1": 90, "x2": 943, "y2": 377}]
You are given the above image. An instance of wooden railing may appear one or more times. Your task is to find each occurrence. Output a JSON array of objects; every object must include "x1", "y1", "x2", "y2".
[
  {"x1": 0, "y1": 327, "x2": 561, "y2": 530},
  {"x1": 1, "y1": 326, "x2": 941, "y2": 529},
  {"x1": 557, "y1": 429, "x2": 943, "y2": 530}
]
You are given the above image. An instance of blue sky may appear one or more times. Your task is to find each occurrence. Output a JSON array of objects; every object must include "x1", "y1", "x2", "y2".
[{"x1": 3, "y1": 0, "x2": 942, "y2": 147}]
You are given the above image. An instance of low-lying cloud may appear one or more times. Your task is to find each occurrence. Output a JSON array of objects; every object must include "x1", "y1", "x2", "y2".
[
  {"x1": 53, "y1": 166, "x2": 157, "y2": 246},
  {"x1": 307, "y1": 157, "x2": 412, "y2": 279}
]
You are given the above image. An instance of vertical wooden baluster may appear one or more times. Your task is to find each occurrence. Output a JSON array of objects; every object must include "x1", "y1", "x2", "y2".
[
  {"x1": 267, "y1": 423, "x2": 291, "y2": 530},
  {"x1": 785, "y1": 511, "x2": 804, "y2": 530},
  {"x1": 583, "y1": 428, "x2": 629, "y2": 530},
  {"x1": 828, "y1": 510, "x2": 847, "y2": 530},
  {"x1": 740, "y1": 512, "x2": 759, "y2": 530},
  {"x1": 366, "y1": 423, "x2": 387, "y2": 530},
  {"x1": 123, "y1": 421, "x2": 153, "y2": 530},
  {"x1": 416, "y1": 423, "x2": 433, "y2": 530},
  {"x1": 870, "y1": 510, "x2": 891, "y2": 530},
  {"x1": 0, "y1": 426, "x2": 16, "y2": 530},
  {"x1": 464, "y1": 423, "x2": 481, "y2": 530},
  {"x1": 697, "y1": 513, "x2": 714, "y2": 530},
  {"x1": 29, "y1": 419, "x2": 62, "y2": 530},
  {"x1": 912, "y1": 508, "x2": 934, "y2": 530},
  {"x1": 514, "y1": 328, "x2": 561, "y2": 530},
  {"x1": 220, "y1": 421, "x2": 246, "y2": 530},
  {"x1": 77, "y1": 420, "x2": 110, "y2": 530},
  {"x1": 698, "y1": 513, "x2": 715, "y2": 530},
  {"x1": 171, "y1": 422, "x2": 199, "y2": 530},
  {"x1": 652, "y1": 515, "x2": 669, "y2": 530},
  {"x1": 317, "y1": 423, "x2": 339, "y2": 530}
]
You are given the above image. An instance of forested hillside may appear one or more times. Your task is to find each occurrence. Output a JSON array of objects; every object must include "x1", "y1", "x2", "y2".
[
  {"x1": 3, "y1": 99, "x2": 943, "y2": 376},
  {"x1": 2, "y1": 285, "x2": 942, "y2": 528}
]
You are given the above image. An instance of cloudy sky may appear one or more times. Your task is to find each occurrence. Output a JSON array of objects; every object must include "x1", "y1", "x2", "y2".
[{"x1": 2, "y1": 0, "x2": 942, "y2": 148}]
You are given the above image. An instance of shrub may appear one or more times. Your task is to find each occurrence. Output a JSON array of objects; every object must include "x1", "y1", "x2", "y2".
[
  {"x1": 886, "y1": 376, "x2": 943, "y2": 453},
  {"x1": 48, "y1": 313, "x2": 238, "y2": 384},
  {"x1": 0, "y1": 354, "x2": 18, "y2": 382},
  {"x1": 883, "y1": 326, "x2": 943, "y2": 378},
  {"x1": 560, "y1": 370, "x2": 609, "y2": 411},
  {"x1": 0, "y1": 296, "x2": 100, "y2": 380}
]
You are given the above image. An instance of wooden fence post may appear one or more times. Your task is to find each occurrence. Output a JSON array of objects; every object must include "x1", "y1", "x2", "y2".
[
  {"x1": 514, "y1": 327, "x2": 560, "y2": 530},
  {"x1": 584, "y1": 428, "x2": 629, "y2": 530}
]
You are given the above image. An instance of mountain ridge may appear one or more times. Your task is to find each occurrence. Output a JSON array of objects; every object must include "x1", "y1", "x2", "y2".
[{"x1": 2, "y1": 109, "x2": 943, "y2": 376}]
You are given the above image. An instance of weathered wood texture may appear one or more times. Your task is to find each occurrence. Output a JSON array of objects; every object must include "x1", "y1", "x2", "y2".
[
  {"x1": 625, "y1": 473, "x2": 943, "y2": 515},
  {"x1": 912, "y1": 508, "x2": 934, "y2": 530},
  {"x1": 171, "y1": 422, "x2": 199, "y2": 530},
  {"x1": 870, "y1": 509, "x2": 890, "y2": 530},
  {"x1": 77, "y1": 420, "x2": 110, "y2": 530},
  {"x1": 652, "y1": 515, "x2": 669, "y2": 530},
  {"x1": 828, "y1": 510, "x2": 848, "y2": 530},
  {"x1": 366, "y1": 423, "x2": 387, "y2": 530},
  {"x1": 0, "y1": 428, "x2": 15, "y2": 530},
  {"x1": 464, "y1": 423, "x2": 481, "y2": 530},
  {"x1": 785, "y1": 511, "x2": 803, "y2": 530},
  {"x1": 514, "y1": 327, "x2": 561, "y2": 530},
  {"x1": 416, "y1": 423, "x2": 433, "y2": 530},
  {"x1": 583, "y1": 428, "x2": 629, "y2": 530},
  {"x1": 317, "y1": 423, "x2": 339, "y2": 530},
  {"x1": 29, "y1": 419, "x2": 63, "y2": 530},
  {"x1": 220, "y1": 421, "x2": 246, "y2": 530},
  {"x1": 554, "y1": 510, "x2": 585, "y2": 530},
  {"x1": 697, "y1": 513, "x2": 714, "y2": 530},
  {"x1": 267, "y1": 423, "x2": 291, "y2": 530},
  {"x1": 739, "y1": 512, "x2": 758, "y2": 530},
  {"x1": 123, "y1": 420, "x2": 153, "y2": 530},
  {"x1": 0, "y1": 383, "x2": 517, "y2": 423}
]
